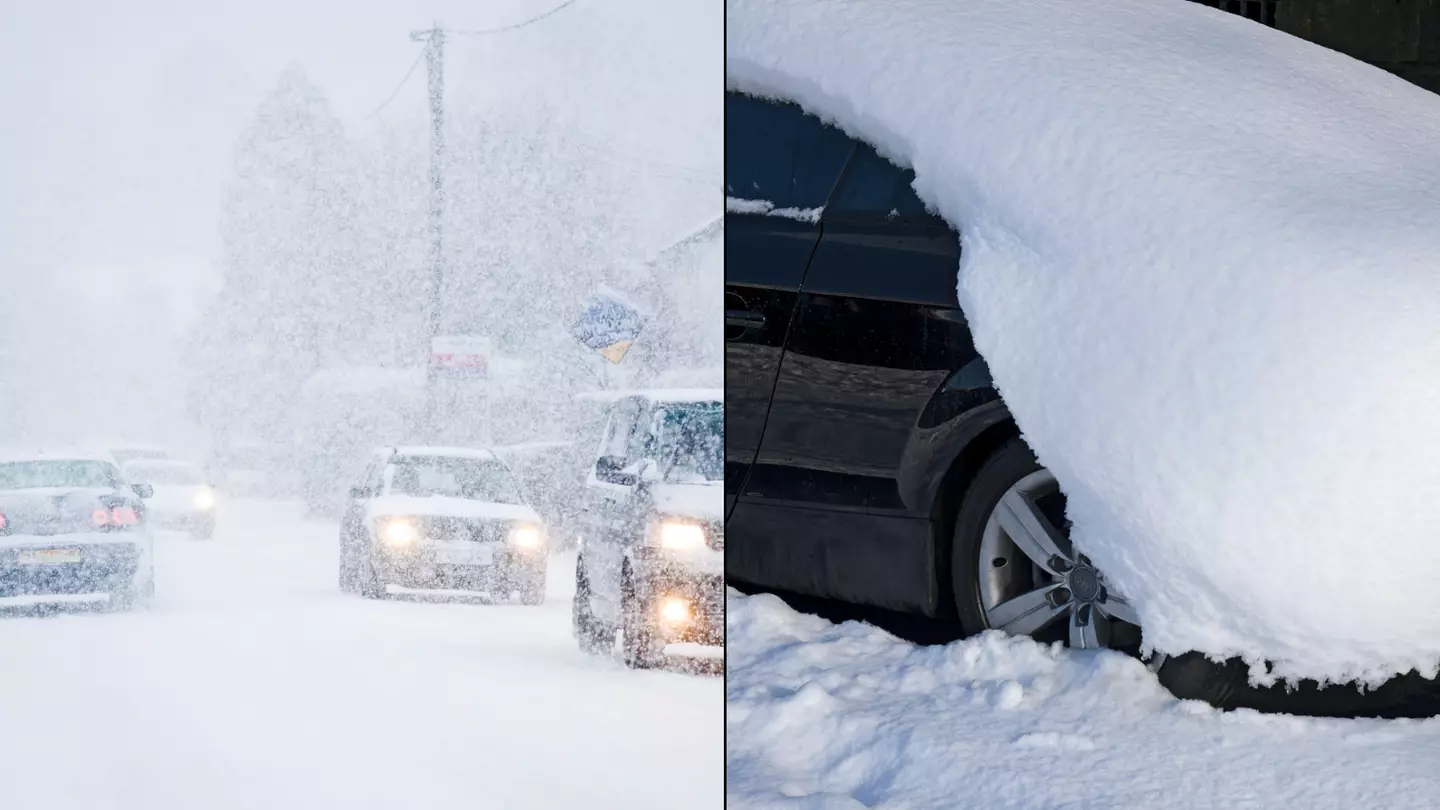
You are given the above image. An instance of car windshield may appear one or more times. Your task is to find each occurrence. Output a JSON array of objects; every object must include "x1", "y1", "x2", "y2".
[
  {"x1": 126, "y1": 462, "x2": 203, "y2": 486},
  {"x1": 388, "y1": 456, "x2": 524, "y2": 504},
  {"x1": 659, "y1": 404, "x2": 723, "y2": 483},
  {"x1": 0, "y1": 460, "x2": 123, "y2": 491}
]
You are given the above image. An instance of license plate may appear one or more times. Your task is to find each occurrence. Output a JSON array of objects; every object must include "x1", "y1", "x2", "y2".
[
  {"x1": 17, "y1": 548, "x2": 83, "y2": 565},
  {"x1": 432, "y1": 544, "x2": 495, "y2": 566}
]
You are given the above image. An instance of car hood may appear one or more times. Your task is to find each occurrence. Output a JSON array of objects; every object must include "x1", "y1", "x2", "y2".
[
  {"x1": 365, "y1": 495, "x2": 542, "y2": 524},
  {"x1": 650, "y1": 482, "x2": 723, "y2": 522},
  {"x1": 147, "y1": 485, "x2": 207, "y2": 512}
]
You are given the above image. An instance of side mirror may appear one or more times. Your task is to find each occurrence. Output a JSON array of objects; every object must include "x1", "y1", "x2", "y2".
[
  {"x1": 132, "y1": 483, "x2": 154, "y2": 499},
  {"x1": 349, "y1": 486, "x2": 372, "y2": 499},
  {"x1": 594, "y1": 456, "x2": 636, "y2": 487}
]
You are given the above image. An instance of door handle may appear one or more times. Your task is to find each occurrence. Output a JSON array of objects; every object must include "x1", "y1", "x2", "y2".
[{"x1": 725, "y1": 309, "x2": 767, "y2": 331}]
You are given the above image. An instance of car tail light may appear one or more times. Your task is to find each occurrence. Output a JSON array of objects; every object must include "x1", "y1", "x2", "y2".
[
  {"x1": 110, "y1": 507, "x2": 140, "y2": 526},
  {"x1": 91, "y1": 509, "x2": 111, "y2": 527},
  {"x1": 0, "y1": 512, "x2": 7, "y2": 533}
]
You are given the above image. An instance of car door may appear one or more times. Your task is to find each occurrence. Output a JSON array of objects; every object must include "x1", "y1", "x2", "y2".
[
  {"x1": 735, "y1": 142, "x2": 991, "y2": 611},
  {"x1": 582, "y1": 398, "x2": 645, "y2": 623},
  {"x1": 341, "y1": 453, "x2": 385, "y2": 547},
  {"x1": 724, "y1": 91, "x2": 856, "y2": 519}
]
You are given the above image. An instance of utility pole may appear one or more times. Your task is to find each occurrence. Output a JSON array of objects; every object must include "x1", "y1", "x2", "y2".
[{"x1": 410, "y1": 24, "x2": 446, "y2": 347}]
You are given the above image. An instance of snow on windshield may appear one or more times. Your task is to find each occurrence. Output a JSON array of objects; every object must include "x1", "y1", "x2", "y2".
[
  {"x1": 0, "y1": 460, "x2": 123, "y2": 491},
  {"x1": 728, "y1": 0, "x2": 1440, "y2": 685},
  {"x1": 387, "y1": 456, "x2": 522, "y2": 504},
  {"x1": 124, "y1": 462, "x2": 204, "y2": 486}
]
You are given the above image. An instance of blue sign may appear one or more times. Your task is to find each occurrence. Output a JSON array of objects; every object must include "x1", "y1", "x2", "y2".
[{"x1": 571, "y1": 291, "x2": 645, "y2": 364}]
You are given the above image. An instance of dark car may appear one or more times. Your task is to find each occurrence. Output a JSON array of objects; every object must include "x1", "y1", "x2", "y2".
[
  {"x1": 572, "y1": 390, "x2": 724, "y2": 668},
  {"x1": 337, "y1": 446, "x2": 550, "y2": 604},
  {"x1": 0, "y1": 453, "x2": 156, "y2": 610},
  {"x1": 723, "y1": 91, "x2": 1244, "y2": 704}
]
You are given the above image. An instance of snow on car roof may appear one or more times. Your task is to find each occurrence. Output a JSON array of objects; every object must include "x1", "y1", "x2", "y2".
[
  {"x1": 728, "y1": 0, "x2": 1440, "y2": 685},
  {"x1": 387, "y1": 446, "x2": 500, "y2": 462},
  {"x1": 0, "y1": 448, "x2": 119, "y2": 465},
  {"x1": 121, "y1": 458, "x2": 201, "y2": 470}
]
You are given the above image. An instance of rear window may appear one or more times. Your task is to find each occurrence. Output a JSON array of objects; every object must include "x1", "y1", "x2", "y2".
[
  {"x1": 0, "y1": 460, "x2": 122, "y2": 491},
  {"x1": 388, "y1": 456, "x2": 524, "y2": 505}
]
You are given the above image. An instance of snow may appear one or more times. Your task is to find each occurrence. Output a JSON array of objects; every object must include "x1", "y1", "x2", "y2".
[
  {"x1": 726, "y1": 0, "x2": 1440, "y2": 684},
  {"x1": 0, "y1": 500, "x2": 721, "y2": 808},
  {"x1": 391, "y1": 445, "x2": 501, "y2": 462},
  {"x1": 652, "y1": 483, "x2": 724, "y2": 522},
  {"x1": 365, "y1": 494, "x2": 541, "y2": 524},
  {"x1": 726, "y1": 196, "x2": 823, "y2": 223},
  {"x1": 575, "y1": 388, "x2": 724, "y2": 405},
  {"x1": 726, "y1": 589, "x2": 1440, "y2": 809}
]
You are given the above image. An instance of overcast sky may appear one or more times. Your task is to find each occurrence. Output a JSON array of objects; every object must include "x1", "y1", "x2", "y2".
[
  {"x1": 0, "y1": 0, "x2": 719, "y2": 444},
  {"x1": 0, "y1": 0, "x2": 720, "y2": 322}
]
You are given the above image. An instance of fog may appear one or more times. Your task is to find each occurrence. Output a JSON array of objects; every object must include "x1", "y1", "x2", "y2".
[{"x1": 0, "y1": 0, "x2": 720, "y2": 456}]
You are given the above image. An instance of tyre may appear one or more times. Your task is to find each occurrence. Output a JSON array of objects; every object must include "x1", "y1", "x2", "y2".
[
  {"x1": 110, "y1": 576, "x2": 155, "y2": 613},
  {"x1": 337, "y1": 537, "x2": 356, "y2": 593},
  {"x1": 621, "y1": 568, "x2": 663, "y2": 669},
  {"x1": 573, "y1": 558, "x2": 615, "y2": 655},
  {"x1": 517, "y1": 573, "x2": 546, "y2": 606},
  {"x1": 951, "y1": 438, "x2": 1246, "y2": 707},
  {"x1": 356, "y1": 548, "x2": 386, "y2": 600},
  {"x1": 191, "y1": 522, "x2": 215, "y2": 541}
]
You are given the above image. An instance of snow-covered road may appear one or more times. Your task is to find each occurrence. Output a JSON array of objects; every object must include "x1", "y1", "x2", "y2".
[
  {"x1": 726, "y1": 590, "x2": 1440, "y2": 810},
  {"x1": 0, "y1": 500, "x2": 721, "y2": 810}
]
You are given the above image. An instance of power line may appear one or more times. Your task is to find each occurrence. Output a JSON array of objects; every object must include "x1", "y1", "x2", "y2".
[
  {"x1": 353, "y1": 48, "x2": 426, "y2": 125},
  {"x1": 450, "y1": 0, "x2": 583, "y2": 36}
]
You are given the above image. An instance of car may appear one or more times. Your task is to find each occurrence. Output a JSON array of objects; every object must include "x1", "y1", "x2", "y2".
[
  {"x1": 337, "y1": 446, "x2": 549, "y2": 604},
  {"x1": 572, "y1": 390, "x2": 724, "y2": 668},
  {"x1": 723, "y1": 91, "x2": 1246, "y2": 704},
  {"x1": 120, "y1": 459, "x2": 217, "y2": 539},
  {"x1": 0, "y1": 451, "x2": 156, "y2": 611},
  {"x1": 108, "y1": 446, "x2": 170, "y2": 466},
  {"x1": 491, "y1": 441, "x2": 589, "y2": 552}
]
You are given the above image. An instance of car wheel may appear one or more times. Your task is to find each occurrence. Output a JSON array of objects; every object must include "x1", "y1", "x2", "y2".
[
  {"x1": 573, "y1": 558, "x2": 615, "y2": 655},
  {"x1": 337, "y1": 538, "x2": 356, "y2": 593},
  {"x1": 518, "y1": 572, "x2": 546, "y2": 606},
  {"x1": 192, "y1": 523, "x2": 215, "y2": 541},
  {"x1": 357, "y1": 548, "x2": 386, "y2": 600},
  {"x1": 621, "y1": 568, "x2": 663, "y2": 669},
  {"x1": 951, "y1": 438, "x2": 1246, "y2": 708},
  {"x1": 110, "y1": 576, "x2": 155, "y2": 613}
]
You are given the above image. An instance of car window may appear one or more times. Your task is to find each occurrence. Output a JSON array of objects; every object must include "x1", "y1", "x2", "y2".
[
  {"x1": 826, "y1": 142, "x2": 945, "y2": 223},
  {"x1": 725, "y1": 92, "x2": 855, "y2": 211},
  {"x1": 657, "y1": 403, "x2": 723, "y2": 483},
  {"x1": 386, "y1": 456, "x2": 523, "y2": 504},
  {"x1": 0, "y1": 460, "x2": 123, "y2": 490},
  {"x1": 598, "y1": 399, "x2": 641, "y2": 461},
  {"x1": 627, "y1": 405, "x2": 657, "y2": 464}
]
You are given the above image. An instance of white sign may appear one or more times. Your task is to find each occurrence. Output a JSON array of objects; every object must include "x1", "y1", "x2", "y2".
[{"x1": 430, "y1": 335, "x2": 491, "y2": 374}]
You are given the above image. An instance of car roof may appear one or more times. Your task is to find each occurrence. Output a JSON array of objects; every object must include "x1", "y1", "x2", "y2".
[
  {"x1": 575, "y1": 388, "x2": 724, "y2": 405},
  {"x1": 122, "y1": 458, "x2": 200, "y2": 470},
  {"x1": 384, "y1": 446, "x2": 501, "y2": 462},
  {"x1": 0, "y1": 448, "x2": 120, "y2": 465}
]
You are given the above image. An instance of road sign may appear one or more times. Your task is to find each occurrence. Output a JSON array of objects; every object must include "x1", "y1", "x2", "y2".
[
  {"x1": 430, "y1": 335, "x2": 491, "y2": 376},
  {"x1": 571, "y1": 290, "x2": 644, "y2": 365}
]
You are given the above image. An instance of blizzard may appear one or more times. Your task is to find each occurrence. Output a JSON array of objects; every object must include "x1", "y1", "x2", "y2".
[
  {"x1": 0, "y1": 502, "x2": 721, "y2": 809},
  {"x1": 726, "y1": 0, "x2": 1440, "y2": 684},
  {"x1": 726, "y1": 589, "x2": 1440, "y2": 809}
]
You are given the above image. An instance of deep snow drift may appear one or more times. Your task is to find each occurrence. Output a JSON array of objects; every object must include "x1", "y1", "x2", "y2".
[
  {"x1": 726, "y1": 0, "x2": 1440, "y2": 684},
  {"x1": 726, "y1": 589, "x2": 1440, "y2": 809}
]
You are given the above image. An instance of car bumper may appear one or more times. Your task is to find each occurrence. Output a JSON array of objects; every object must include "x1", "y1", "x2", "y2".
[
  {"x1": 634, "y1": 549, "x2": 724, "y2": 646},
  {"x1": 0, "y1": 538, "x2": 145, "y2": 598},
  {"x1": 374, "y1": 545, "x2": 546, "y2": 591}
]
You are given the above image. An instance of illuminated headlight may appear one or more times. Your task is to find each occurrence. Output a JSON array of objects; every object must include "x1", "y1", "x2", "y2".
[
  {"x1": 378, "y1": 518, "x2": 419, "y2": 548},
  {"x1": 508, "y1": 523, "x2": 544, "y2": 550},
  {"x1": 658, "y1": 596, "x2": 692, "y2": 625},
  {"x1": 193, "y1": 489, "x2": 216, "y2": 510},
  {"x1": 656, "y1": 519, "x2": 707, "y2": 550}
]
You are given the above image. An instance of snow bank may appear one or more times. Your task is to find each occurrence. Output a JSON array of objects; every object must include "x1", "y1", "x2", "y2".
[
  {"x1": 726, "y1": 590, "x2": 1440, "y2": 809},
  {"x1": 727, "y1": 0, "x2": 1440, "y2": 684}
]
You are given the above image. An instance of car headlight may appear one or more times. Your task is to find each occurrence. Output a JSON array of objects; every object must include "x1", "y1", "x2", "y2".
[
  {"x1": 193, "y1": 489, "x2": 216, "y2": 510},
  {"x1": 656, "y1": 519, "x2": 707, "y2": 550},
  {"x1": 509, "y1": 523, "x2": 544, "y2": 550},
  {"x1": 378, "y1": 518, "x2": 419, "y2": 548}
]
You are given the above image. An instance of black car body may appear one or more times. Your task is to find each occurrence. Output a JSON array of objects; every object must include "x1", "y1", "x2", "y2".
[
  {"x1": 0, "y1": 455, "x2": 156, "y2": 609},
  {"x1": 724, "y1": 91, "x2": 1247, "y2": 703},
  {"x1": 337, "y1": 447, "x2": 550, "y2": 604},
  {"x1": 572, "y1": 390, "x2": 724, "y2": 668}
]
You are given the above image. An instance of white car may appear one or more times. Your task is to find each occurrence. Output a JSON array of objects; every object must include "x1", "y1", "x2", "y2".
[
  {"x1": 121, "y1": 459, "x2": 217, "y2": 539},
  {"x1": 573, "y1": 390, "x2": 724, "y2": 667},
  {"x1": 337, "y1": 447, "x2": 549, "y2": 604},
  {"x1": 0, "y1": 452, "x2": 155, "y2": 610}
]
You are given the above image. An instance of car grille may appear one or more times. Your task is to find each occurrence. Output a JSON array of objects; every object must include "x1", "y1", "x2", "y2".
[
  {"x1": 706, "y1": 519, "x2": 724, "y2": 551},
  {"x1": 423, "y1": 517, "x2": 507, "y2": 543}
]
